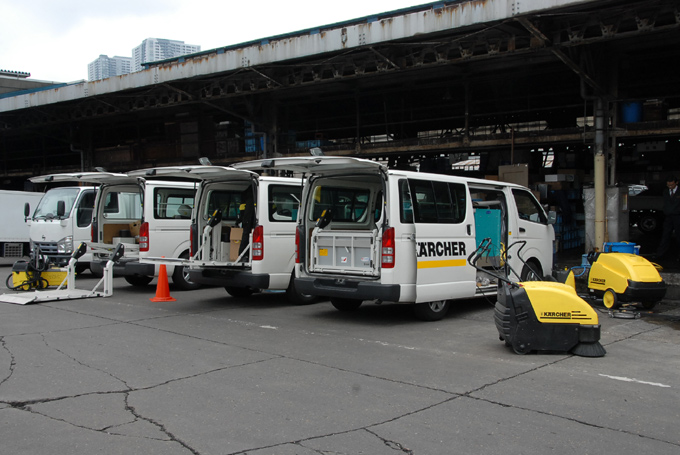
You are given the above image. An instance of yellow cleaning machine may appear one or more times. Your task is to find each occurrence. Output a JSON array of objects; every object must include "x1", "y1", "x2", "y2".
[
  {"x1": 586, "y1": 242, "x2": 666, "y2": 310},
  {"x1": 470, "y1": 239, "x2": 606, "y2": 357},
  {"x1": 6, "y1": 246, "x2": 67, "y2": 291}
]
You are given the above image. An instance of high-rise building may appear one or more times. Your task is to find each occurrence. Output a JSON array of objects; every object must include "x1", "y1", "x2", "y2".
[
  {"x1": 132, "y1": 38, "x2": 201, "y2": 73},
  {"x1": 88, "y1": 55, "x2": 132, "y2": 81}
]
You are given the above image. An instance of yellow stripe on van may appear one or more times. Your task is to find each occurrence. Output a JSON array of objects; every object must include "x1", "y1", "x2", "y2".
[{"x1": 417, "y1": 259, "x2": 467, "y2": 269}]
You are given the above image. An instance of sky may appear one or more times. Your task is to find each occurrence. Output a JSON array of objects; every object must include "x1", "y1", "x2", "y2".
[{"x1": 1, "y1": 0, "x2": 428, "y2": 83}]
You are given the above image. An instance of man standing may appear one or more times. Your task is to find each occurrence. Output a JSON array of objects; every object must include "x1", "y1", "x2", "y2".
[{"x1": 655, "y1": 175, "x2": 680, "y2": 259}]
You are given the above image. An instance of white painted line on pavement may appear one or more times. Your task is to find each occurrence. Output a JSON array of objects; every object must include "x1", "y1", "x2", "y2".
[{"x1": 599, "y1": 374, "x2": 671, "y2": 388}]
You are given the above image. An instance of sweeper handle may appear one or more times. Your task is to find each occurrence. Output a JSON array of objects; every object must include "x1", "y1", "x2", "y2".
[
  {"x1": 467, "y1": 238, "x2": 520, "y2": 288},
  {"x1": 502, "y1": 240, "x2": 535, "y2": 281}
]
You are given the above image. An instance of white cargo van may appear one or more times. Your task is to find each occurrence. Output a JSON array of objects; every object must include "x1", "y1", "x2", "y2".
[
  {"x1": 128, "y1": 165, "x2": 313, "y2": 304},
  {"x1": 234, "y1": 157, "x2": 555, "y2": 320},
  {"x1": 24, "y1": 184, "x2": 97, "y2": 273},
  {"x1": 29, "y1": 172, "x2": 198, "y2": 289}
]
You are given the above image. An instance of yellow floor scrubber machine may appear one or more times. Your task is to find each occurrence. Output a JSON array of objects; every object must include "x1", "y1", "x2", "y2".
[
  {"x1": 470, "y1": 239, "x2": 606, "y2": 357},
  {"x1": 586, "y1": 242, "x2": 666, "y2": 310}
]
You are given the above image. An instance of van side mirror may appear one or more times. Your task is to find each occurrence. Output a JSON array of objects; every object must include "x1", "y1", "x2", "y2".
[
  {"x1": 24, "y1": 202, "x2": 30, "y2": 218},
  {"x1": 547, "y1": 210, "x2": 557, "y2": 225},
  {"x1": 57, "y1": 200, "x2": 65, "y2": 218}
]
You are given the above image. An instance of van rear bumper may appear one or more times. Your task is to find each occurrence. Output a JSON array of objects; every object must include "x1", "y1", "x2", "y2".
[
  {"x1": 188, "y1": 269, "x2": 270, "y2": 289},
  {"x1": 295, "y1": 277, "x2": 400, "y2": 302}
]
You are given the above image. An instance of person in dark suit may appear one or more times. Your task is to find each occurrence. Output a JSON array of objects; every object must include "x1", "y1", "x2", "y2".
[{"x1": 655, "y1": 175, "x2": 680, "y2": 259}]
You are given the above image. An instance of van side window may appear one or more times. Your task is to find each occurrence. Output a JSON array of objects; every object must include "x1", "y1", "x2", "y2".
[
  {"x1": 269, "y1": 185, "x2": 302, "y2": 222},
  {"x1": 408, "y1": 179, "x2": 466, "y2": 224},
  {"x1": 512, "y1": 189, "x2": 547, "y2": 223},
  {"x1": 154, "y1": 188, "x2": 195, "y2": 219}
]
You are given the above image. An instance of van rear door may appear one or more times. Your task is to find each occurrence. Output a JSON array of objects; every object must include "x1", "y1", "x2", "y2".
[{"x1": 236, "y1": 157, "x2": 386, "y2": 277}]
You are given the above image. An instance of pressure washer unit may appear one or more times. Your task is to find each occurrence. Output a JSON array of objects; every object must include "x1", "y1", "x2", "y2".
[
  {"x1": 470, "y1": 239, "x2": 606, "y2": 357},
  {"x1": 586, "y1": 244, "x2": 666, "y2": 310},
  {"x1": 6, "y1": 247, "x2": 67, "y2": 291}
]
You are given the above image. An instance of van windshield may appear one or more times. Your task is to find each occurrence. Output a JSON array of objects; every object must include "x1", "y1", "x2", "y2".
[{"x1": 33, "y1": 188, "x2": 81, "y2": 219}]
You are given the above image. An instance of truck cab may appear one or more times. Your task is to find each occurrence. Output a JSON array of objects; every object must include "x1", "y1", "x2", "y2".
[{"x1": 24, "y1": 184, "x2": 96, "y2": 273}]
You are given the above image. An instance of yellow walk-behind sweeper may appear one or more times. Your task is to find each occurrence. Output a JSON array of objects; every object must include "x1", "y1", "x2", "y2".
[
  {"x1": 586, "y1": 243, "x2": 666, "y2": 310},
  {"x1": 470, "y1": 239, "x2": 606, "y2": 357}
]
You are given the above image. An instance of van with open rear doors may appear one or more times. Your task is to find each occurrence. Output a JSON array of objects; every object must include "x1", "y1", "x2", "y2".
[
  {"x1": 127, "y1": 165, "x2": 314, "y2": 304},
  {"x1": 29, "y1": 172, "x2": 198, "y2": 289},
  {"x1": 234, "y1": 156, "x2": 555, "y2": 320}
]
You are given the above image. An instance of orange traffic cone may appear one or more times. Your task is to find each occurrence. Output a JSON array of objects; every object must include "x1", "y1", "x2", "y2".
[{"x1": 150, "y1": 263, "x2": 176, "y2": 302}]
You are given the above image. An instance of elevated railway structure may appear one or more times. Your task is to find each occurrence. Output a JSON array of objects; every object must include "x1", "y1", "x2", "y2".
[{"x1": 1, "y1": 0, "x2": 680, "y2": 189}]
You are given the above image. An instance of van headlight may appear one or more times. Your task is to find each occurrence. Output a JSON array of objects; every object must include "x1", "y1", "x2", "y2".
[{"x1": 57, "y1": 236, "x2": 74, "y2": 254}]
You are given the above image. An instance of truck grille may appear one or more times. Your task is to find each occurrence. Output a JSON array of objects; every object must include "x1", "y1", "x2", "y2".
[{"x1": 33, "y1": 242, "x2": 60, "y2": 256}]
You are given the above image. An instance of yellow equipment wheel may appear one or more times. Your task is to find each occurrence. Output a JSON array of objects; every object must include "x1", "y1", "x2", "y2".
[{"x1": 603, "y1": 289, "x2": 619, "y2": 309}]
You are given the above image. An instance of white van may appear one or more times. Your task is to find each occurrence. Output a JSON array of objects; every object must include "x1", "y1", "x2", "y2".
[
  {"x1": 25, "y1": 184, "x2": 97, "y2": 274},
  {"x1": 234, "y1": 157, "x2": 555, "y2": 320},
  {"x1": 128, "y1": 165, "x2": 313, "y2": 304},
  {"x1": 29, "y1": 172, "x2": 198, "y2": 289}
]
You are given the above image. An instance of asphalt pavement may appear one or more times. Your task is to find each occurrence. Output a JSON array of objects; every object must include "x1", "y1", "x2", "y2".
[{"x1": 1, "y1": 264, "x2": 679, "y2": 455}]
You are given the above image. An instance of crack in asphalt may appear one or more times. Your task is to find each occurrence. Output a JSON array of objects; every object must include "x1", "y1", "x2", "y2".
[
  {"x1": 123, "y1": 391, "x2": 200, "y2": 454},
  {"x1": 0, "y1": 336, "x2": 16, "y2": 387},
  {"x1": 365, "y1": 428, "x2": 414, "y2": 454}
]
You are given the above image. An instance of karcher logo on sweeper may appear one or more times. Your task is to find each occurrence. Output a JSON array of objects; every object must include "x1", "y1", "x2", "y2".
[{"x1": 541, "y1": 312, "x2": 572, "y2": 319}]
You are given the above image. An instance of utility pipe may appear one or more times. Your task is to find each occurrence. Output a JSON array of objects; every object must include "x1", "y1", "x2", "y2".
[{"x1": 593, "y1": 98, "x2": 606, "y2": 249}]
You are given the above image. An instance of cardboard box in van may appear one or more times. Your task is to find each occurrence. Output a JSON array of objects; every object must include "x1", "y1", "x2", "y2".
[{"x1": 230, "y1": 227, "x2": 243, "y2": 261}]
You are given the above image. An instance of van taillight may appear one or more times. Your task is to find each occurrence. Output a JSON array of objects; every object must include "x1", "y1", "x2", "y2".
[
  {"x1": 189, "y1": 223, "x2": 197, "y2": 257},
  {"x1": 252, "y1": 225, "x2": 263, "y2": 260},
  {"x1": 91, "y1": 220, "x2": 98, "y2": 242},
  {"x1": 381, "y1": 227, "x2": 395, "y2": 268},
  {"x1": 139, "y1": 222, "x2": 149, "y2": 252},
  {"x1": 295, "y1": 225, "x2": 300, "y2": 263}
]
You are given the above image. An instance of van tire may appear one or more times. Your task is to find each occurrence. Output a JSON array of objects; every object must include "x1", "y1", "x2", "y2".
[
  {"x1": 413, "y1": 300, "x2": 450, "y2": 321},
  {"x1": 125, "y1": 275, "x2": 153, "y2": 286},
  {"x1": 90, "y1": 263, "x2": 104, "y2": 278},
  {"x1": 225, "y1": 286, "x2": 255, "y2": 298},
  {"x1": 286, "y1": 275, "x2": 317, "y2": 305},
  {"x1": 520, "y1": 261, "x2": 542, "y2": 282},
  {"x1": 172, "y1": 253, "x2": 200, "y2": 291},
  {"x1": 331, "y1": 298, "x2": 362, "y2": 311}
]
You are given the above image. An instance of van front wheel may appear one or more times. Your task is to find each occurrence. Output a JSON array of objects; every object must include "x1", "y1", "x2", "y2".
[
  {"x1": 413, "y1": 300, "x2": 450, "y2": 321},
  {"x1": 331, "y1": 298, "x2": 362, "y2": 311}
]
